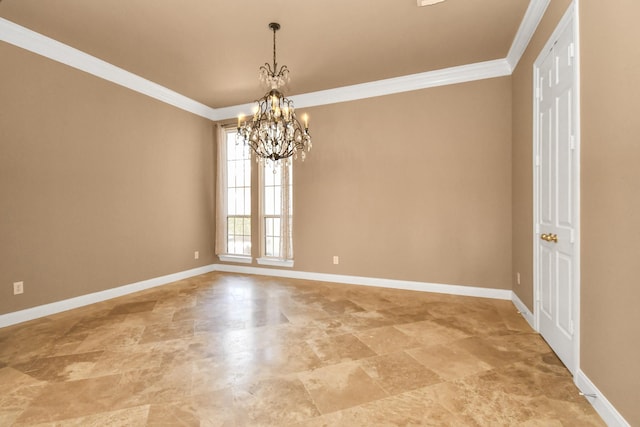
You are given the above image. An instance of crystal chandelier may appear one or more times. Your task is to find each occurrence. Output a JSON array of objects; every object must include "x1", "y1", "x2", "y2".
[{"x1": 237, "y1": 23, "x2": 312, "y2": 163}]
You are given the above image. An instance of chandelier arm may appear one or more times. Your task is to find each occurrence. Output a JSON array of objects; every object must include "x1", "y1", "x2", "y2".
[{"x1": 260, "y1": 62, "x2": 274, "y2": 76}]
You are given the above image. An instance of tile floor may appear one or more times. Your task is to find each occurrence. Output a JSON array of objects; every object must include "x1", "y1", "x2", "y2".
[{"x1": 0, "y1": 272, "x2": 604, "y2": 426}]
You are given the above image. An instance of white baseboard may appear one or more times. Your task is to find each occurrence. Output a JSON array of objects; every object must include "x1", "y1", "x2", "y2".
[
  {"x1": 0, "y1": 265, "x2": 216, "y2": 328},
  {"x1": 511, "y1": 291, "x2": 535, "y2": 329},
  {"x1": 0, "y1": 263, "x2": 512, "y2": 328},
  {"x1": 213, "y1": 263, "x2": 513, "y2": 300},
  {"x1": 575, "y1": 370, "x2": 631, "y2": 427}
]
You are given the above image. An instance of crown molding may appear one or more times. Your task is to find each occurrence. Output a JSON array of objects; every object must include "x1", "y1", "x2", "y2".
[
  {"x1": 506, "y1": 0, "x2": 551, "y2": 71},
  {"x1": 0, "y1": 18, "x2": 217, "y2": 120},
  {"x1": 212, "y1": 102, "x2": 257, "y2": 122},
  {"x1": 2, "y1": 0, "x2": 548, "y2": 120},
  {"x1": 217, "y1": 59, "x2": 511, "y2": 120}
]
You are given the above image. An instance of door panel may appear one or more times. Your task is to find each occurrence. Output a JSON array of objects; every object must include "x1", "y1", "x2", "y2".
[
  {"x1": 540, "y1": 103, "x2": 553, "y2": 225},
  {"x1": 540, "y1": 245, "x2": 553, "y2": 317},
  {"x1": 557, "y1": 91, "x2": 573, "y2": 227},
  {"x1": 557, "y1": 252, "x2": 573, "y2": 336}
]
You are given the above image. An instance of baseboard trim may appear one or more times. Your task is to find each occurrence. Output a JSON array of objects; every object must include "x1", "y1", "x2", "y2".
[
  {"x1": 511, "y1": 291, "x2": 535, "y2": 329},
  {"x1": 213, "y1": 264, "x2": 512, "y2": 300},
  {"x1": 0, "y1": 264, "x2": 512, "y2": 328},
  {"x1": 0, "y1": 265, "x2": 216, "y2": 328},
  {"x1": 575, "y1": 369, "x2": 631, "y2": 427}
]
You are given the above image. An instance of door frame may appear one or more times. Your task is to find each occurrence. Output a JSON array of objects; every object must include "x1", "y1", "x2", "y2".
[{"x1": 532, "y1": 0, "x2": 581, "y2": 375}]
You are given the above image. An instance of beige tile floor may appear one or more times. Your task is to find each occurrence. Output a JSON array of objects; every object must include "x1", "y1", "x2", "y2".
[{"x1": 0, "y1": 272, "x2": 604, "y2": 426}]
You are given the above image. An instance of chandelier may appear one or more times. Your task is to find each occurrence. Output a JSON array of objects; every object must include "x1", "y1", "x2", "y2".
[{"x1": 237, "y1": 22, "x2": 312, "y2": 163}]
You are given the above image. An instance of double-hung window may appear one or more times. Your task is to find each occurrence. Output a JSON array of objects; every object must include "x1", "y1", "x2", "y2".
[
  {"x1": 215, "y1": 126, "x2": 294, "y2": 266},
  {"x1": 258, "y1": 160, "x2": 293, "y2": 267},
  {"x1": 216, "y1": 127, "x2": 252, "y2": 263}
]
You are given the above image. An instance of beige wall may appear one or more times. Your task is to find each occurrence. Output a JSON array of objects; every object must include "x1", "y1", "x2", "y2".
[
  {"x1": 219, "y1": 78, "x2": 514, "y2": 290},
  {"x1": 295, "y1": 79, "x2": 513, "y2": 288},
  {"x1": 580, "y1": 1, "x2": 640, "y2": 424},
  {"x1": 3, "y1": 40, "x2": 512, "y2": 318},
  {"x1": 512, "y1": 1, "x2": 640, "y2": 424},
  {"x1": 0, "y1": 42, "x2": 216, "y2": 315}
]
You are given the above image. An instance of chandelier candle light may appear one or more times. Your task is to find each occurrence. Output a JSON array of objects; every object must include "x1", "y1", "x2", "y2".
[{"x1": 237, "y1": 22, "x2": 312, "y2": 164}]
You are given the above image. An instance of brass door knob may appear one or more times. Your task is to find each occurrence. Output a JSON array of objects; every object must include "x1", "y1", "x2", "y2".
[{"x1": 540, "y1": 233, "x2": 558, "y2": 243}]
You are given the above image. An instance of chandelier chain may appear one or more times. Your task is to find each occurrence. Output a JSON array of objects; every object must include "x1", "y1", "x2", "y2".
[{"x1": 272, "y1": 25, "x2": 277, "y2": 75}]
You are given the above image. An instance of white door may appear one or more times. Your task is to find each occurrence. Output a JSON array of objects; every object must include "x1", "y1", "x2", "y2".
[{"x1": 534, "y1": 7, "x2": 579, "y2": 373}]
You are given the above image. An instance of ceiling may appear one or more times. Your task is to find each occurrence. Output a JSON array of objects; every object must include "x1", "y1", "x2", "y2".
[{"x1": 0, "y1": 0, "x2": 530, "y2": 109}]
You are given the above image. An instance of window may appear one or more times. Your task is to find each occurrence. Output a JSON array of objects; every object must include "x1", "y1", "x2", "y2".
[
  {"x1": 259, "y1": 160, "x2": 293, "y2": 266},
  {"x1": 215, "y1": 127, "x2": 294, "y2": 267},
  {"x1": 216, "y1": 127, "x2": 252, "y2": 262}
]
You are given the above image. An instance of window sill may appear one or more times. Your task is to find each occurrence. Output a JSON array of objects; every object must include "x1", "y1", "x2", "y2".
[
  {"x1": 218, "y1": 254, "x2": 252, "y2": 264},
  {"x1": 256, "y1": 257, "x2": 294, "y2": 268}
]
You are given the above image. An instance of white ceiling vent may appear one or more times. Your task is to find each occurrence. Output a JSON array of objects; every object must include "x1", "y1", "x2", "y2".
[{"x1": 417, "y1": 0, "x2": 446, "y2": 6}]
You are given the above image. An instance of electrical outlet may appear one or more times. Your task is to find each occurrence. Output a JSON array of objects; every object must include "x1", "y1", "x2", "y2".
[
  {"x1": 516, "y1": 272, "x2": 521, "y2": 285},
  {"x1": 194, "y1": 251, "x2": 199, "y2": 260},
  {"x1": 13, "y1": 281, "x2": 24, "y2": 295},
  {"x1": 333, "y1": 256, "x2": 339, "y2": 265}
]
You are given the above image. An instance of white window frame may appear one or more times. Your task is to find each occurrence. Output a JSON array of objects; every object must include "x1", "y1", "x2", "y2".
[
  {"x1": 257, "y1": 160, "x2": 294, "y2": 268},
  {"x1": 217, "y1": 127, "x2": 252, "y2": 263}
]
